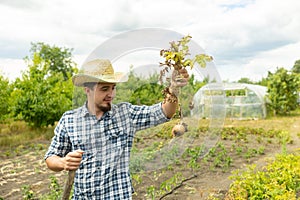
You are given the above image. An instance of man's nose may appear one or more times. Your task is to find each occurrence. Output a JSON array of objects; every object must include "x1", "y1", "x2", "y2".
[{"x1": 107, "y1": 89, "x2": 115, "y2": 97}]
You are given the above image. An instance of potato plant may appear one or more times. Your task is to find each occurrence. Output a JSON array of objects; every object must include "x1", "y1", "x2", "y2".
[
  {"x1": 226, "y1": 152, "x2": 300, "y2": 199},
  {"x1": 159, "y1": 35, "x2": 213, "y2": 134}
]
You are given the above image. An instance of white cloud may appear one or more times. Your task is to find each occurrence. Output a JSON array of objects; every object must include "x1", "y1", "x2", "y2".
[
  {"x1": 0, "y1": 0, "x2": 300, "y2": 82},
  {"x1": 0, "y1": 58, "x2": 27, "y2": 82},
  {"x1": 243, "y1": 41, "x2": 300, "y2": 79},
  {"x1": 216, "y1": 41, "x2": 300, "y2": 81}
]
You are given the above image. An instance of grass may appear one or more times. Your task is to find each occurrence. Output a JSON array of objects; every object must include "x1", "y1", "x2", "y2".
[{"x1": 0, "y1": 120, "x2": 54, "y2": 148}]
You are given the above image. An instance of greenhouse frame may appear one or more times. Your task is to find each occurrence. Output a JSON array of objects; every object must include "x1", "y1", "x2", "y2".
[{"x1": 191, "y1": 83, "x2": 268, "y2": 120}]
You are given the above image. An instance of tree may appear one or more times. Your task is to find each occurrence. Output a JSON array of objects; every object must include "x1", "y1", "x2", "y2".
[
  {"x1": 113, "y1": 68, "x2": 207, "y2": 117},
  {"x1": 257, "y1": 77, "x2": 268, "y2": 87},
  {"x1": 266, "y1": 67, "x2": 300, "y2": 115},
  {"x1": 292, "y1": 59, "x2": 300, "y2": 74},
  {"x1": 0, "y1": 75, "x2": 13, "y2": 121},
  {"x1": 237, "y1": 77, "x2": 254, "y2": 84},
  {"x1": 114, "y1": 69, "x2": 164, "y2": 105},
  {"x1": 29, "y1": 42, "x2": 76, "y2": 80},
  {"x1": 10, "y1": 43, "x2": 76, "y2": 127},
  {"x1": 130, "y1": 83, "x2": 164, "y2": 105}
]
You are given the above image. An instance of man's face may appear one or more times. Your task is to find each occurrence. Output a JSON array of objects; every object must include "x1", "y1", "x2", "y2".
[{"x1": 87, "y1": 82, "x2": 116, "y2": 113}]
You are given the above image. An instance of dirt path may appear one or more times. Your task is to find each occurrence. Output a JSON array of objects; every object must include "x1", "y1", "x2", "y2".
[{"x1": 0, "y1": 145, "x2": 66, "y2": 200}]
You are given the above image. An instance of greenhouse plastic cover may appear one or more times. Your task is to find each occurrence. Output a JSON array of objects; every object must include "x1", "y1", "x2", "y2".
[{"x1": 192, "y1": 83, "x2": 268, "y2": 119}]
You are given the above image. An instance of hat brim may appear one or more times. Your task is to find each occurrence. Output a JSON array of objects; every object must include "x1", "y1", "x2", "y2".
[{"x1": 72, "y1": 72, "x2": 128, "y2": 87}]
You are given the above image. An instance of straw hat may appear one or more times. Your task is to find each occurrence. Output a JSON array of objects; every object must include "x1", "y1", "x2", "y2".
[{"x1": 72, "y1": 59, "x2": 127, "y2": 86}]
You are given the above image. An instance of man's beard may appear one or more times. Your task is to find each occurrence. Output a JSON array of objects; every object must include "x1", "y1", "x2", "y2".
[{"x1": 97, "y1": 103, "x2": 112, "y2": 113}]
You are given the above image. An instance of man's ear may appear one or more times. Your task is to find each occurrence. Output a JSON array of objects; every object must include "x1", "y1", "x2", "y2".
[{"x1": 84, "y1": 87, "x2": 90, "y2": 94}]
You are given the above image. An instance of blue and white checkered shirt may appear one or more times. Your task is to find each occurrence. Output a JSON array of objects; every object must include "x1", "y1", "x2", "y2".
[{"x1": 44, "y1": 102, "x2": 169, "y2": 199}]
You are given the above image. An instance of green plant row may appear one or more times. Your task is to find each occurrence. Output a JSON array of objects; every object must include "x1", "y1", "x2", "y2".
[
  {"x1": 226, "y1": 152, "x2": 300, "y2": 200},
  {"x1": 21, "y1": 175, "x2": 65, "y2": 200}
]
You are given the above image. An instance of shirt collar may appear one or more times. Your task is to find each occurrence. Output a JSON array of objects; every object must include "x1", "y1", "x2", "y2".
[{"x1": 78, "y1": 102, "x2": 115, "y2": 119}]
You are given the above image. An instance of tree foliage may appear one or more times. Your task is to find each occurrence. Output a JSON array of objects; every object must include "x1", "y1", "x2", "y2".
[
  {"x1": 3, "y1": 42, "x2": 300, "y2": 128},
  {"x1": 114, "y1": 69, "x2": 164, "y2": 105},
  {"x1": 114, "y1": 69, "x2": 206, "y2": 118},
  {"x1": 237, "y1": 77, "x2": 254, "y2": 84},
  {"x1": 292, "y1": 59, "x2": 300, "y2": 74},
  {"x1": 129, "y1": 83, "x2": 164, "y2": 105},
  {"x1": 29, "y1": 42, "x2": 76, "y2": 80},
  {"x1": 266, "y1": 67, "x2": 300, "y2": 115},
  {"x1": 0, "y1": 75, "x2": 13, "y2": 121},
  {"x1": 10, "y1": 43, "x2": 76, "y2": 127}
]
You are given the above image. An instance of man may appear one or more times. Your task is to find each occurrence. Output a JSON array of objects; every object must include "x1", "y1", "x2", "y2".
[{"x1": 44, "y1": 59, "x2": 189, "y2": 199}]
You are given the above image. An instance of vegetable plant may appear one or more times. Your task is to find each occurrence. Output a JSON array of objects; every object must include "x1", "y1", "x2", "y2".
[{"x1": 159, "y1": 35, "x2": 213, "y2": 135}]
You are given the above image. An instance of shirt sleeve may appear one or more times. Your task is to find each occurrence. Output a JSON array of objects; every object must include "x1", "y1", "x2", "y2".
[
  {"x1": 44, "y1": 115, "x2": 72, "y2": 160},
  {"x1": 129, "y1": 102, "x2": 169, "y2": 131}
]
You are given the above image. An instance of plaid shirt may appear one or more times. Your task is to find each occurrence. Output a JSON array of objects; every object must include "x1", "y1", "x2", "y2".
[{"x1": 44, "y1": 102, "x2": 169, "y2": 199}]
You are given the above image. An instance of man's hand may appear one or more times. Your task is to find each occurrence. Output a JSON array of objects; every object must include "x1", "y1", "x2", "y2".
[
  {"x1": 45, "y1": 149, "x2": 84, "y2": 172},
  {"x1": 169, "y1": 68, "x2": 190, "y2": 96},
  {"x1": 62, "y1": 149, "x2": 84, "y2": 171},
  {"x1": 162, "y1": 68, "x2": 190, "y2": 118},
  {"x1": 175, "y1": 68, "x2": 189, "y2": 87}
]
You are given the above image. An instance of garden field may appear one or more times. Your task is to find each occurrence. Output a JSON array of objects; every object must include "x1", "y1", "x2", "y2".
[{"x1": 0, "y1": 115, "x2": 300, "y2": 200}]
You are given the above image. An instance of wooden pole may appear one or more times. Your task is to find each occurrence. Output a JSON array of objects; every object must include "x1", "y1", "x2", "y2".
[{"x1": 61, "y1": 170, "x2": 76, "y2": 200}]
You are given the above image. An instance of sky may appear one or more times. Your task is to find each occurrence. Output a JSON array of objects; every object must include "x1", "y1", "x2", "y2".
[{"x1": 0, "y1": 0, "x2": 299, "y2": 82}]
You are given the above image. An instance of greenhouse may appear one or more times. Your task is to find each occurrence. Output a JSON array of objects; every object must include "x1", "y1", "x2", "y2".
[{"x1": 191, "y1": 83, "x2": 268, "y2": 120}]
